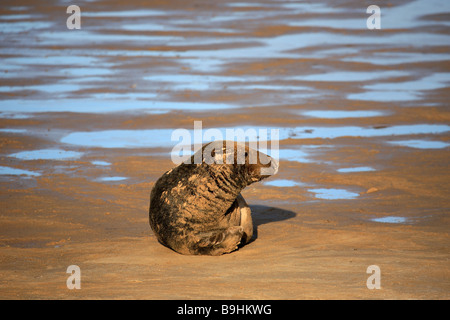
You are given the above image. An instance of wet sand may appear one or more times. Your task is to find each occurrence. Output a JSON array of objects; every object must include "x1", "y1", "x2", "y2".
[{"x1": 0, "y1": 0, "x2": 449, "y2": 299}]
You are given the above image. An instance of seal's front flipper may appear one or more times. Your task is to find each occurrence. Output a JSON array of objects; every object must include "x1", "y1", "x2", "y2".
[
  {"x1": 236, "y1": 194, "x2": 253, "y2": 244},
  {"x1": 191, "y1": 226, "x2": 244, "y2": 256}
]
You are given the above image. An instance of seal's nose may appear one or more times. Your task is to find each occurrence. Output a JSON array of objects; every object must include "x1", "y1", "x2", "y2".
[{"x1": 261, "y1": 156, "x2": 279, "y2": 176}]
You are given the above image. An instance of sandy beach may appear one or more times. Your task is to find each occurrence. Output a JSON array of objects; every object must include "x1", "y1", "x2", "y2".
[{"x1": 0, "y1": 0, "x2": 449, "y2": 299}]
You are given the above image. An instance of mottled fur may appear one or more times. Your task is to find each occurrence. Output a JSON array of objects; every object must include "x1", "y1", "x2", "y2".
[{"x1": 149, "y1": 141, "x2": 277, "y2": 255}]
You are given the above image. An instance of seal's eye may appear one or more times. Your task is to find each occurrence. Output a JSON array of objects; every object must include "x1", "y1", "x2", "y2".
[{"x1": 245, "y1": 152, "x2": 248, "y2": 157}]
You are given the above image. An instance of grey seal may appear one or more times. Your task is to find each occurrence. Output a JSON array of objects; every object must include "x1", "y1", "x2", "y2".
[{"x1": 149, "y1": 140, "x2": 278, "y2": 255}]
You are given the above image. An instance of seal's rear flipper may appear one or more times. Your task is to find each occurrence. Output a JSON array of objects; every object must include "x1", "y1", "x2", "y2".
[{"x1": 191, "y1": 226, "x2": 244, "y2": 255}]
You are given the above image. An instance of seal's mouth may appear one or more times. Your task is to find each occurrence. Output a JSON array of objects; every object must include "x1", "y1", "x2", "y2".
[
  {"x1": 259, "y1": 154, "x2": 279, "y2": 177},
  {"x1": 246, "y1": 155, "x2": 279, "y2": 184}
]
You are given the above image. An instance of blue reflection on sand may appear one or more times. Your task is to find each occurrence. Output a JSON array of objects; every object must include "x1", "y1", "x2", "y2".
[
  {"x1": 288, "y1": 0, "x2": 450, "y2": 30},
  {"x1": 289, "y1": 18, "x2": 366, "y2": 30},
  {"x1": 58, "y1": 124, "x2": 450, "y2": 149},
  {"x1": 348, "y1": 91, "x2": 419, "y2": 102},
  {"x1": 121, "y1": 23, "x2": 167, "y2": 31},
  {"x1": 278, "y1": 148, "x2": 312, "y2": 163},
  {"x1": 0, "y1": 83, "x2": 83, "y2": 93},
  {"x1": 0, "y1": 21, "x2": 52, "y2": 33},
  {"x1": 4, "y1": 55, "x2": 100, "y2": 66},
  {"x1": 0, "y1": 166, "x2": 41, "y2": 177},
  {"x1": 0, "y1": 14, "x2": 35, "y2": 20},
  {"x1": 278, "y1": 124, "x2": 449, "y2": 140},
  {"x1": 99, "y1": 176, "x2": 127, "y2": 182},
  {"x1": 69, "y1": 32, "x2": 448, "y2": 64},
  {"x1": 337, "y1": 167, "x2": 375, "y2": 173},
  {"x1": 0, "y1": 129, "x2": 27, "y2": 133},
  {"x1": 285, "y1": 124, "x2": 450, "y2": 139},
  {"x1": 0, "y1": 113, "x2": 31, "y2": 119},
  {"x1": 387, "y1": 140, "x2": 449, "y2": 149},
  {"x1": 342, "y1": 52, "x2": 450, "y2": 65},
  {"x1": 61, "y1": 129, "x2": 174, "y2": 148},
  {"x1": 309, "y1": 188, "x2": 359, "y2": 200},
  {"x1": 82, "y1": 10, "x2": 166, "y2": 17},
  {"x1": 0, "y1": 99, "x2": 238, "y2": 114},
  {"x1": 144, "y1": 73, "x2": 314, "y2": 91},
  {"x1": 60, "y1": 68, "x2": 114, "y2": 77},
  {"x1": 90, "y1": 93, "x2": 158, "y2": 100},
  {"x1": 91, "y1": 161, "x2": 111, "y2": 166},
  {"x1": 371, "y1": 216, "x2": 408, "y2": 224},
  {"x1": 263, "y1": 179, "x2": 303, "y2": 187},
  {"x1": 9, "y1": 149, "x2": 83, "y2": 161},
  {"x1": 364, "y1": 73, "x2": 450, "y2": 91},
  {"x1": 280, "y1": 2, "x2": 347, "y2": 13},
  {"x1": 300, "y1": 70, "x2": 407, "y2": 82},
  {"x1": 144, "y1": 74, "x2": 265, "y2": 91},
  {"x1": 301, "y1": 110, "x2": 384, "y2": 119},
  {"x1": 381, "y1": 0, "x2": 450, "y2": 29},
  {"x1": 348, "y1": 73, "x2": 450, "y2": 101},
  {"x1": 37, "y1": 31, "x2": 182, "y2": 45}
]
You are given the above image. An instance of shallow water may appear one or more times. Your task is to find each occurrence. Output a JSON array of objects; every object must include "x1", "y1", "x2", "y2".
[
  {"x1": 342, "y1": 52, "x2": 450, "y2": 65},
  {"x1": 387, "y1": 140, "x2": 450, "y2": 149},
  {"x1": 277, "y1": 148, "x2": 314, "y2": 163},
  {"x1": 349, "y1": 73, "x2": 450, "y2": 102},
  {"x1": 0, "y1": 99, "x2": 238, "y2": 114},
  {"x1": 9, "y1": 149, "x2": 84, "y2": 161},
  {"x1": 263, "y1": 179, "x2": 304, "y2": 187},
  {"x1": 0, "y1": 166, "x2": 41, "y2": 177},
  {"x1": 301, "y1": 71, "x2": 409, "y2": 82},
  {"x1": 300, "y1": 110, "x2": 385, "y2": 119},
  {"x1": 308, "y1": 188, "x2": 360, "y2": 200},
  {"x1": 99, "y1": 176, "x2": 128, "y2": 182},
  {"x1": 337, "y1": 167, "x2": 376, "y2": 173},
  {"x1": 82, "y1": 10, "x2": 166, "y2": 18},
  {"x1": 371, "y1": 216, "x2": 408, "y2": 224},
  {"x1": 58, "y1": 124, "x2": 450, "y2": 149},
  {"x1": 0, "y1": 0, "x2": 449, "y2": 219},
  {"x1": 91, "y1": 161, "x2": 111, "y2": 166}
]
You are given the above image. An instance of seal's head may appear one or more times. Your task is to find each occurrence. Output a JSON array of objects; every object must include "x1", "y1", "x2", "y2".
[{"x1": 197, "y1": 140, "x2": 278, "y2": 186}]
